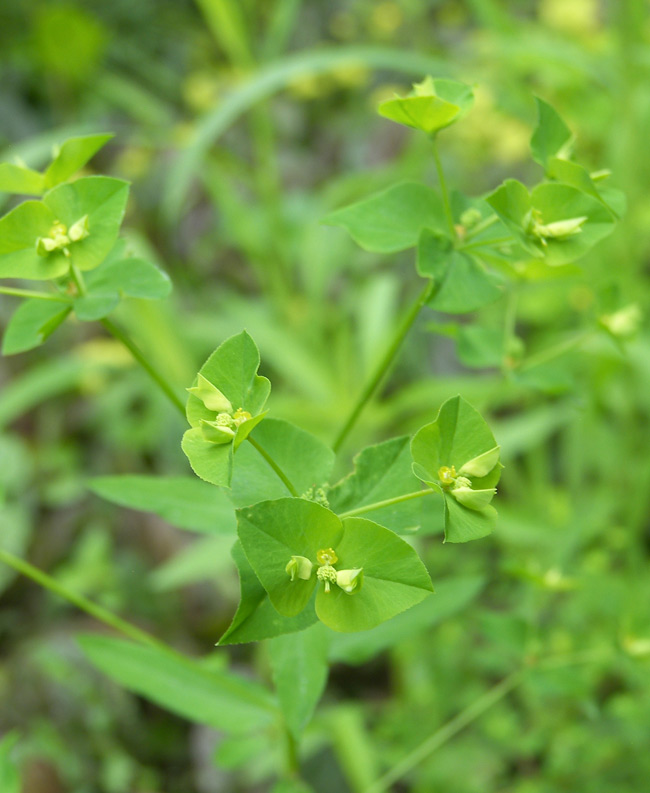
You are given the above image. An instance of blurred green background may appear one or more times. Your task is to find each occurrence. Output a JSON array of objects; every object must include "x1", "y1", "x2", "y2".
[{"x1": 1, "y1": 1, "x2": 649, "y2": 791}]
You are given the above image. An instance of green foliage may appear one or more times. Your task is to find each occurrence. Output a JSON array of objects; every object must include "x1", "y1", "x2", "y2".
[
  {"x1": 378, "y1": 77, "x2": 474, "y2": 136},
  {"x1": 2, "y1": 298, "x2": 71, "y2": 355},
  {"x1": 530, "y1": 97, "x2": 573, "y2": 168},
  {"x1": 0, "y1": 732, "x2": 20, "y2": 793}
]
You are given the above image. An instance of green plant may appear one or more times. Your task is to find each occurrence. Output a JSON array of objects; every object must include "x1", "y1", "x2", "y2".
[{"x1": 0, "y1": 77, "x2": 626, "y2": 790}]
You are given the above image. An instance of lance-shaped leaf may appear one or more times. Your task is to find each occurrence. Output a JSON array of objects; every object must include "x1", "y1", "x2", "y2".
[
  {"x1": 231, "y1": 418, "x2": 334, "y2": 507},
  {"x1": 417, "y1": 229, "x2": 502, "y2": 313},
  {"x1": 530, "y1": 97, "x2": 573, "y2": 168},
  {"x1": 2, "y1": 298, "x2": 71, "y2": 356},
  {"x1": 237, "y1": 499, "x2": 433, "y2": 632},
  {"x1": 0, "y1": 163, "x2": 45, "y2": 196},
  {"x1": 183, "y1": 331, "x2": 271, "y2": 487},
  {"x1": 219, "y1": 541, "x2": 318, "y2": 646},
  {"x1": 328, "y1": 436, "x2": 423, "y2": 533},
  {"x1": 43, "y1": 133, "x2": 114, "y2": 189},
  {"x1": 323, "y1": 182, "x2": 448, "y2": 253},
  {"x1": 378, "y1": 77, "x2": 474, "y2": 136},
  {"x1": 486, "y1": 179, "x2": 615, "y2": 266},
  {"x1": 411, "y1": 395, "x2": 501, "y2": 543},
  {"x1": 314, "y1": 517, "x2": 434, "y2": 632}
]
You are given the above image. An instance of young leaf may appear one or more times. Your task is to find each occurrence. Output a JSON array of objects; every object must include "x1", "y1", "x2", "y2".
[
  {"x1": 44, "y1": 176, "x2": 130, "y2": 272},
  {"x1": 314, "y1": 517, "x2": 434, "y2": 632},
  {"x1": 530, "y1": 97, "x2": 573, "y2": 168},
  {"x1": 219, "y1": 541, "x2": 318, "y2": 646},
  {"x1": 0, "y1": 163, "x2": 45, "y2": 196},
  {"x1": 183, "y1": 331, "x2": 271, "y2": 488},
  {"x1": 323, "y1": 182, "x2": 448, "y2": 253},
  {"x1": 237, "y1": 498, "x2": 343, "y2": 618},
  {"x1": 78, "y1": 635, "x2": 277, "y2": 734},
  {"x1": 2, "y1": 299, "x2": 71, "y2": 356},
  {"x1": 269, "y1": 623, "x2": 329, "y2": 737},
  {"x1": 231, "y1": 418, "x2": 335, "y2": 507},
  {"x1": 378, "y1": 77, "x2": 474, "y2": 136},
  {"x1": 411, "y1": 395, "x2": 501, "y2": 542},
  {"x1": 328, "y1": 436, "x2": 423, "y2": 533},
  {"x1": 43, "y1": 133, "x2": 114, "y2": 189},
  {"x1": 88, "y1": 475, "x2": 237, "y2": 535},
  {"x1": 0, "y1": 732, "x2": 20, "y2": 793},
  {"x1": 417, "y1": 229, "x2": 502, "y2": 312}
]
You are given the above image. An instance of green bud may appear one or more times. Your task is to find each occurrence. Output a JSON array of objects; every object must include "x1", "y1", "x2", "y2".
[
  {"x1": 458, "y1": 446, "x2": 500, "y2": 478},
  {"x1": 36, "y1": 220, "x2": 71, "y2": 257},
  {"x1": 336, "y1": 568, "x2": 363, "y2": 594},
  {"x1": 200, "y1": 418, "x2": 235, "y2": 444},
  {"x1": 317, "y1": 564, "x2": 338, "y2": 593},
  {"x1": 68, "y1": 214, "x2": 90, "y2": 242},
  {"x1": 285, "y1": 555, "x2": 314, "y2": 582},
  {"x1": 451, "y1": 485, "x2": 496, "y2": 510},
  {"x1": 187, "y1": 374, "x2": 233, "y2": 413},
  {"x1": 459, "y1": 208, "x2": 482, "y2": 229}
]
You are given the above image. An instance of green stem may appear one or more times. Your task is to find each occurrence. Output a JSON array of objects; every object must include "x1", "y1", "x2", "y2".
[
  {"x1": 0, "y1": 547, "x2": 175, "y2": 658},
  {"x1": 248, "y1": 436, "x2": 299, "y2": 496},
  {"x1": 70, "y1": 263, "x2": 86, "y2": 296},
  {"x1": 333, "y1": 281, "x2": 434, "y2": 453},
  {"x1": 462, "y1": 214, "x2": 499, "y2": 240},
  {"x1": 339, "y1": 489, "x2": 434, "y2": 519},
  {"x1": 100, "y1": 317, "x2": 186, "y2": 416},
  {"x1": 431, "y1": 138, "x2": 456, "y2": 239},
  {"x1": 458, "y1": 235, "x2": 515, "y2": 253},
  {"x1": 0, "y1": 286, "x2": 71, "y2": 303},
  {"x1": 283, "y1": 725, "x2": 300, "y2": 779},
  {"x1": 365, "y1": 671, "x2": 524, "y2": 793}
]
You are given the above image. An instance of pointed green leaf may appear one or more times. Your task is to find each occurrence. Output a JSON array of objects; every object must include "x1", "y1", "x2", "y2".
[
  {"x1": 530, "y1": 97, "x2": 573, "y2": 167},
  {"x1": 323, "y1": 182, "x2": 448, "y2": 253},
  {"x1": 315, "y1": 517, "x2": 433, "y2": 632},
  {"x1": 43, "y1": 176, "x2": 130, "y2": 272},
  {"x1": 182, "y1": 427, "x2": 233, "y2": 486},
  {"x1": 78, "y1": 635, "x2": 276, "y2": 733},
  {"x1": 219, "y1": 541, "x2": 317, "y2": 646},
  {"x1": 0, "y1": 163, "x2": 45, "y2": 195},
  {"x1": 269, "y1": 623, "x2": 329, "y2": 737},
  {"x1": 378, "y1": 77, "x2": 473, "y2": 135},
  {"x1": 328, "y1": 436, "x2": 422, "y2": 533},
  {"x1": 237, "y1": 498, "x2": 343, "y2": 617},
  {"x1": 81, "y1": 255, "x2": 172, "y2": 314},
  {"x1": 73, "y1": 292, "x2": 120, "y2": 321},
  {"x1": 88, "y1": 475, "x2": 236, "y2": 535},
  {"x1": 2, "y1": 299, "x2": 71, "y2": 356},
  {"x1": 43, "y1": 133, "x2": 114, "y2": 189},
  {"x1": 231, "y1": 418, "x2": 334, "y2": 507},
  {"x1": 418, "y1": 229, "x2": 502, "y2": 312},
  {"x1": 547, "y1": 157, "x2": 624, "y2": 218},
  {"x1": 444, "y1": 493, "x2": 496, "y2": 542}
]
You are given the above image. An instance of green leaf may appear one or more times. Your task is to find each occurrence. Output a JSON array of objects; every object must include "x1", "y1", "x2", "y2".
[
  {"x1": 237, "y1": 498, "x2": 343, "y2": 617},
  {"x1": 547, "y1": 157, "x2": 625, "y2": 218},
  {"x1": 323, "y1": 182, "x2": 448, "y2": 253},
  {"x1": 82, "y1": 254, "x2": 172, "y2": 311},
  {"x1": 0, "y1": 163, "x2": 45, "y2": 195},
  {"x1": 328, "y1": 436, "x2": 423, "y2": 533},
  {"x1": 73, "y1": 292, "x2": 120, "y2": 321},
  {"x1": 328, "y1": 575, "x2": 484, "y2": 664},
  {"x1": 2, "y1": 299, "x2": 71, "y2": 356},
  {"x1": 486, "y1": 179, "x2": 616, "y2": 266},
  {"x1": 182, "y1": 427, "x2": 234, "y2": 487},
  {"x1": 231, "y1": 418, "x2": 335, "y2": 507},
  {"x1": 378, "y1": 77, "x2": 473, "y2": 135},
  {"x1": 314, "y1": 517, "x2": 433, "y2": 632},
  {"x1": 43, "y1": 133, "x2": 114, "y2": 189},
  {"x1": 0, "y1": 732, "x2": 20, "y2": 793},
  {"x1": 269, "y1": 623, "x2": 329, "y2": 737},
  {"x1": 530, "y1": 97, "x2": 573, "y2": 167},
  {"x1": 219, "y1": 541, "x2": 317, "y2": 646},
  {"x1": 411, "y1": 395, "x2": 501, "y2": 542},
  {"x1": 0, "y1": 200, "x2": 68, "y2": 280},
  {"x1": 417, "y1": 229, "x2": 502, "y2": 312},
  {"x1": 88, "y1": 475, "x2": 236, "y2": 535},
  {"x1": 79, "y1": 635, "x2": 276, "y2": 733},
  {"x1": 44, "y1": 176, "x2": 130, "y2": 272}
]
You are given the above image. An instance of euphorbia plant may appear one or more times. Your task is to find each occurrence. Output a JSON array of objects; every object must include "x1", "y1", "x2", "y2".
[{"x1": 0, "y1": 77, "x2": 625, "y2": 789}]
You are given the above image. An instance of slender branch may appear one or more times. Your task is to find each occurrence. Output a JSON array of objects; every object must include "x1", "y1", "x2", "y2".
[
  {"x1": 248, "y1": 436, "x2": 299, "y2": 496},
  {"x1": 69, "y1": 263, "x2": 87, "y2": 296},
  {"x1": 458, "y1": 235, "x2": 515, "y2": 253},
  {"x1": 339, "y1": 489, "x2": 434, "y2": 519},
  {"x1": 431, "y1": 138, "x2": 456, "y2": 239},
  {"x1": 333, "y1": 281, "x2": 434, "y2": 453},
  {"x1": 0, "y1": 547, "x2": 175, "y2": 658},
  {"x1": 519, "y1": 331, "x2": 594, "y2": 372},
  {"x1": 101, "y1": 317, "x2": 187, "y2": 416},
  {"x1": 0, "y1": 286, "x2": 71, "y2": 303},
  {"x1": 364, "y1": 671, "x2": 524, "y2": 793}
]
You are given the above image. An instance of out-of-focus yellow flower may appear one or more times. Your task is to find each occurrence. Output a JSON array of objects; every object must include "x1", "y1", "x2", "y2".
[
  {"x1": 538, "y1": 0, "x2": 600, "y2": 35},
  {"x1": 369, "y1": 2, "x2": 403, "y2": 35}
]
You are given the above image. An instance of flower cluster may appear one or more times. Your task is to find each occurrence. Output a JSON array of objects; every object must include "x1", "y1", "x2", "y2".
[{"x1": 286, "y1": 546, "x2": 363, "y2": 595}]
